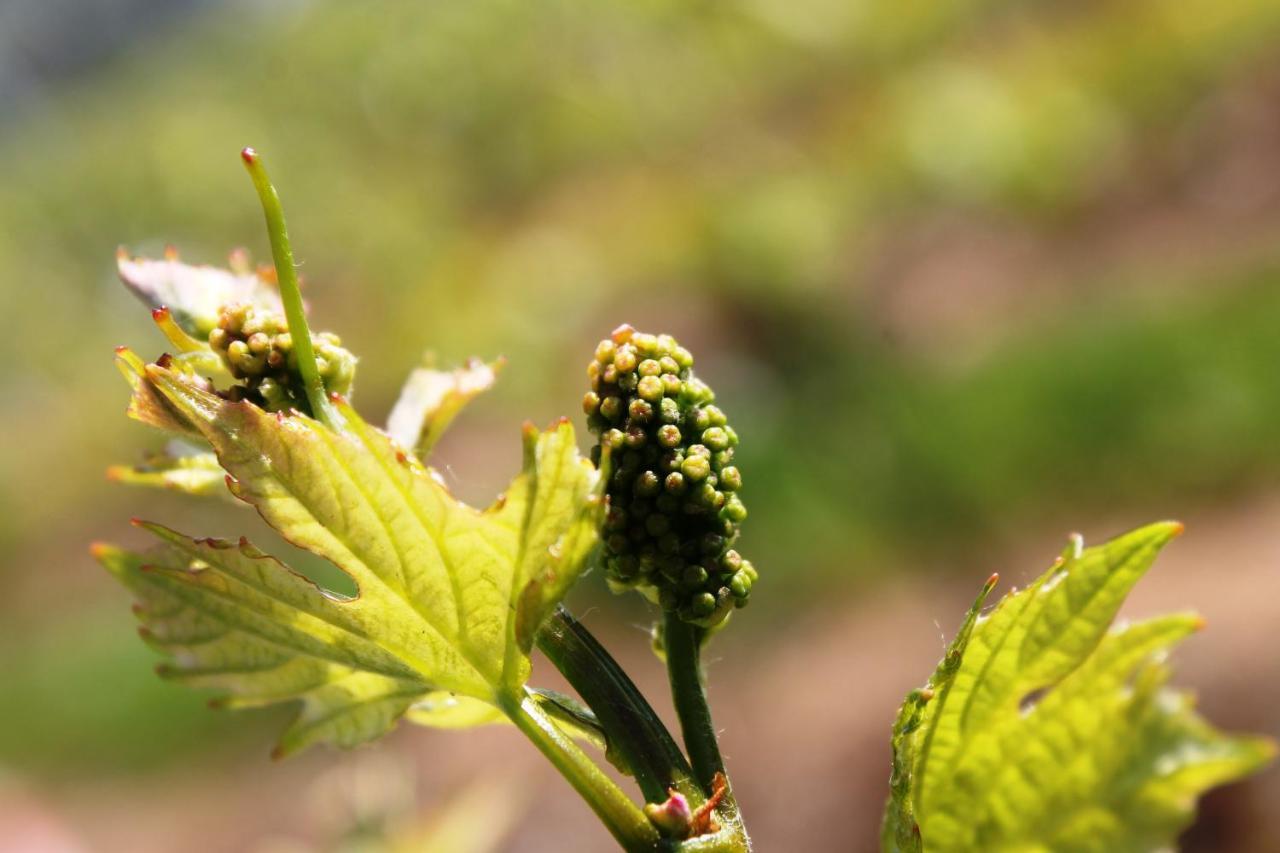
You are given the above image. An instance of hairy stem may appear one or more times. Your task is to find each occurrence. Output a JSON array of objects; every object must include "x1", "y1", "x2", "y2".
[
  {"x1": 239, "y1": 147, "x2": 341, "y2": 428},
  {"x1": 538, "y1": 607, "x2": 702, "y2": 806},
  {"x1": 501, "y1": 686, "x2": 660, "y2": 852}
]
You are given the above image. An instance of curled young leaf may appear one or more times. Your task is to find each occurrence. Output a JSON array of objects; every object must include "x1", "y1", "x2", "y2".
[
  {"x1": 386, "y1": 358, "x2": 502, "y2": 457},
  {"x1": 882, "y1": 522, "x2": 1275, "y2": 852},
  {"x1": 118, "y1": 249, "x2": 285, "y2": 337}
]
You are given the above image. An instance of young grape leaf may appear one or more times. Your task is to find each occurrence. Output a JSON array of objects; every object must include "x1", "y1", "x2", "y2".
[
  {"x1": 118, "y1": 248, "x2": 285, "y2": 337},
  {"x1": 107, "y1": 442, "x2": 229, "y2": 498},
  {"x1": 98, "y1": 355, "x2": 605, "y2": 754},
  {"x1": 882, "y1": 522, "x2": 1275, "y2": 852},
  {"x1": 386, "y1": 358, "x2": 502, "y2": 457}
]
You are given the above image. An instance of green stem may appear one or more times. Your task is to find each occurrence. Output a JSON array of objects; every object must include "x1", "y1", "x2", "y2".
[
  {"x1": 663, "y1": 614, "x2": 751, "y2": 848},
  {"x1": 538, "y1": 607, "x2": 702, "y2": 807},
  {"x1": 239, "y1": 147, "x2": 341, "y2": 428},
  {"x1": 663, "y1": 614, "x2": 725, "y2": 791},
  {"x1": 501, "y1": 686, "x2": 660, "y2": 852},
  {"x1": 660, "y1": 612, "x2": 747, "y2": 845}
]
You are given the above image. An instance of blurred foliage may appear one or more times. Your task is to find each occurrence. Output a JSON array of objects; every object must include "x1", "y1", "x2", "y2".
[{"x1": 1, "y1": 0, "x2": 1279, "y2": 774}]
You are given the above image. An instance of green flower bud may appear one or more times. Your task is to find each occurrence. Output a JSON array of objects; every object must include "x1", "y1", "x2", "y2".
[
  {"x1": 681, "y1": 564, "x2": 708, "y2": 590},
  {"x1": 723, "y1": 495, "x2": 748, "y2": 523},
  {"x1": 637, "y1": 375, "x2": 664, "y2": 403},
  {"x1": 657, "y1": 424, "x2": 682, "y2": 448},
  {"x1": 681, "y1": 455, "x2": 711, "y2": 482},
  {"x1": 600, "y1": 396, "x2": 623, "y2": 421},
  {"x1": 702, "y1": 427, "x2": 730, "y2": 451},
  {"x1": 614, "y1": 348, "x2": 638, "y2": 374},
  {"x1": 718, "y1": 466, "x2": 742, "y2": 491},
  {"x1": 632, "y1": 332, "x2": 658, "y2": 356},
  {"x1": 210, "y1": 302, "x2": 356, "y2": 416},
  {"x1": 635, "y1": 470, "x2": 661, "y2": 497},
  {"x1": 629, "y1": 398, "x2": 654, "y2": 422},
  {"x1": 584, "y1": 327, "x2": 755, "y2": 628},
  {"x1": 691, "y1": 408, "x2": 712, "y2": 432}
]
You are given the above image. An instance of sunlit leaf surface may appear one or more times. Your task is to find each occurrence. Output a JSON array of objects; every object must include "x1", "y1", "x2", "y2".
[
  {"x1": 882, "y1": 522, "x2": 1275, "y2": 852},
  {"x1": 98, "y1": 356, "x2": 604, "y2": 755}
]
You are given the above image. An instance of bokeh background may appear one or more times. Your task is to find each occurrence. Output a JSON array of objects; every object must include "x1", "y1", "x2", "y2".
[{"x1": 1, "y1": 0, "x2": 1279, "y2": 850}]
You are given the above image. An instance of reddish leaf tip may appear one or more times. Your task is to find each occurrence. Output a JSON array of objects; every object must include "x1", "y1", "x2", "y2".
[
  {"x1": 163, "y1": 244, "x2": 179, "y2": 261},
  {"x1": 151, "y1": 306, "x2": 170, "y2": 322},
  {"x1": 88, "y1": 541, "x2": 112, "y2": 559},
  {"x1": 984, "y1": 572, "x2": 1000, "y2": 589},
  {"x1": 129, "y1": 517, "x2": 144, "y2": 527},
  {"x1": 1192, "y1": 614, "x2": 1208, "y2": 632},
  {"x1": 116, "y1": 246, "x2": 129, "y2": 260},
  {"x1": 240, "y1": 147, "x2": 258, "y2": 164},
  {"x1": 114, "y1": 344, "x2": 128, "y2": 354},
  {"x1": 1169, "y1": 520, "x2": 1186, "y2": 537}
]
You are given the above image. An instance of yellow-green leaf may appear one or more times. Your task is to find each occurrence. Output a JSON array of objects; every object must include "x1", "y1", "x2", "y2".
[
  {"x1": 107, "y1": 443, "x2": 229, "y2": 498},
  {"x1": 100, "y1": 358, "x2": 604, "y2": 754},
  {"x1": 882, "y1": 522, "x2": 1275, "y2": 852}
]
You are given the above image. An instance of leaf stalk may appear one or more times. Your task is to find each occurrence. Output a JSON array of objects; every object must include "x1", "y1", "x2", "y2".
[{"x1": 500, "y1": 686, "x2": 660, "y2": 852}]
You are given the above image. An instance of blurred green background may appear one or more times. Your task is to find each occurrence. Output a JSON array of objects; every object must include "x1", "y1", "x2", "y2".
[{"x1": 1, "y1": 0, "x2": 1278, "y2": 850}]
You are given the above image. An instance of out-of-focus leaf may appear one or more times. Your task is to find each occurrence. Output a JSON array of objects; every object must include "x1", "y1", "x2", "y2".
[
  {"x1": 117, "y1": 249, "x2": 284, "y2": 337},
  {"x1": 107, "y1": 442, "x2": 228, "y2": 498},
  {"x1": 882, "y1": 522, "x2": 1275, "y2": 852},
  {"x1": 385, "y1": 358, "x2": 501, "y2": 457},
  {"x1": 99, "y1": 359, "x2": 604, "y2": 754}
]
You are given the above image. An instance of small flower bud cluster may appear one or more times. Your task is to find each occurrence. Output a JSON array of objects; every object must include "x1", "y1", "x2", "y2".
[
  {"x1": 209, "y1": 302, "x2": 355, "y2": 414},
  {"x1": 585, "y1": 324, "x2": 757, "y2": 627}
]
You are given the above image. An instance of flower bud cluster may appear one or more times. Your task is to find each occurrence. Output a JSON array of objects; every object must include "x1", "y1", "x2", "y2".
[
  {"x1": 585, "y1": 324, "x2": 757, "y2": 626},
  {"x1": 209, "y1": 302, "x2": 355, "y2": 414}
]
